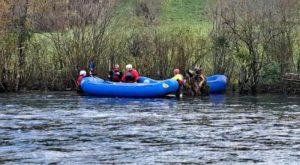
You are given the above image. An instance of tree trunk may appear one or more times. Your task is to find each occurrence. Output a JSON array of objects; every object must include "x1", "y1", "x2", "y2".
[{"x1": 15, "y1": 0, "x2": 28, "y2": 91}]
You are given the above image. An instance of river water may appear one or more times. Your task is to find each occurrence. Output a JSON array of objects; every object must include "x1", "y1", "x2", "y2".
[{"x1": 0, "y1": 92, "x2": 299, "y2": 164}]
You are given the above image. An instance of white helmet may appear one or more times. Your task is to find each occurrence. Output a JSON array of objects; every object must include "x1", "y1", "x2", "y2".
[
  {"x1": 79, "y1": 70, "x2": 87, "y2": 76},
  {"x1": 126, "y1": 64, "x2": 133, "y2": 70}
]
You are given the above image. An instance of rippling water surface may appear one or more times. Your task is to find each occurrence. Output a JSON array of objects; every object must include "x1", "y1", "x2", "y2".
[{"x1": 0, "y1": 92, "x2": 299, "y2": 164}]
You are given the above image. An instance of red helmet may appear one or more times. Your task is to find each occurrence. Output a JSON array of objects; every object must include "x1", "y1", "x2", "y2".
[{"x1": 173, "y1": 68, "x2": 180, "y2": 74}]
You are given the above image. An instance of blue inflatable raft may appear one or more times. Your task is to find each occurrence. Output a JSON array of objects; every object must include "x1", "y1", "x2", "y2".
[
  {"x1": 206, "y1": 75, "x2": 227, "y2": 93},
  {"x1": 80, "y1": 77, "x2": 179, "y2": 98},
  {"x1": 139, "y1": 75, "x2": 227, "y2": 94}
]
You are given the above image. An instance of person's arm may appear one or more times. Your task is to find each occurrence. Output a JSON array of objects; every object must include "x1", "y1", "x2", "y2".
[
  {"x1": 121, "y1": 72, "x2": 126, "y2": 82},
  {"x1": 76, "y1": 76, "x2": 81, "y2": 88},
  {"x1": 119, "y1": 71, "x2": 123, "y2": 79},
  {"x1": 199, "y1": 75, "x2": 205, "y2": 87},
  {"x1": 179, "y1": 75, "x2": 184, "y2": 85},
  {"x1": 108, "y1": 71, "x2": 112, "y2": 79},
  {"x1": 134, "y1": 70, "x2": 139, "y2": 82}
]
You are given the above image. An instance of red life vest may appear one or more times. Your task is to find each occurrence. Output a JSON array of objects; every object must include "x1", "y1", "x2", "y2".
[
  {"x1": 76, "y1": 75, "x2": 85, "y2": 88},
  {"x1": 122, "y1": 69, "x2": 139, "y2": 82}
]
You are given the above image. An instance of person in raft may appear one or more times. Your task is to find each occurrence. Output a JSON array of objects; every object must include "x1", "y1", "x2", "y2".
[
  {"x1": 121, "y1": 64, "x2": 139, "y2": 83},
  {"x1": 171, "y1": 68, "x2": 184, "y2": 98},
  {"x1": 108, "y1": 64, "x2": 123, "y2": 82},
  {"x1": 76, "y1": 70, "x2": 87, "y2": 93}
]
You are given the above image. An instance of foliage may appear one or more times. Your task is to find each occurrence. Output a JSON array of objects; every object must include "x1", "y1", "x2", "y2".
[
  {"x1": 0, "y1": 0, "x2": 300, "y2": 94},
  {"x1": 209, "y1": 0, "x2": 300, "y2": 94},
  {"x1": 259, "y1": 61, "x2": 281, "y2": 85}
]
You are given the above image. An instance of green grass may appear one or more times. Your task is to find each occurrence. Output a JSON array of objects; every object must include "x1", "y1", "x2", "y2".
[
  {"x1": 161, "y1": 0, "x2": 208, "y2": 26},
  {"x1": 112, "y1": 0, "x2": 211, "y2": 32}
]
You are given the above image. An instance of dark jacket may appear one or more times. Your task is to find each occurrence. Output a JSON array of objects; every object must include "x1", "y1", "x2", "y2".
[{"x1": 108, "y1": 69, "x2": 123, "y2": 82}]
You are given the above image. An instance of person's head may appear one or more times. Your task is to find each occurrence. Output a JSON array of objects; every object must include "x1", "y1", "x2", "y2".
[
  {"x1": 173, "y1": 68, "x2": 180, "y2": 75},
  {"x1": 194, "y1": 67, "x2": 203, "y2": 74},
  {"x1": 198, "y1": 68, "x2": 203, "y2": 74},
  {"x1": 126, "y1": 64, "x2": 133, "y2": 71},
  {"x1": 114, "y1": 64, "x2": 120, "y2": 70},
  {"x1": 79, "y1": 70, "x2": 87, "y2": 76}
]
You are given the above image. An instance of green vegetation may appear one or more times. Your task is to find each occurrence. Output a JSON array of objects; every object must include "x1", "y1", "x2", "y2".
[
  {"x1": 161, "y1": 0, "x2": 208, "y2": 26},
  {"x1": 1, "y1": 0, "x2": 300, "y2": 95},
  {"x1": 112, "y1": 0, "x2": 210, "y2": 30}
]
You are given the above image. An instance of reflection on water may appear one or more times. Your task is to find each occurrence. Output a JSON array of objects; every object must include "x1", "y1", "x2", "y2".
[{"x1": 0, "y1": 92, "x2": 300, "y2": 164}]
